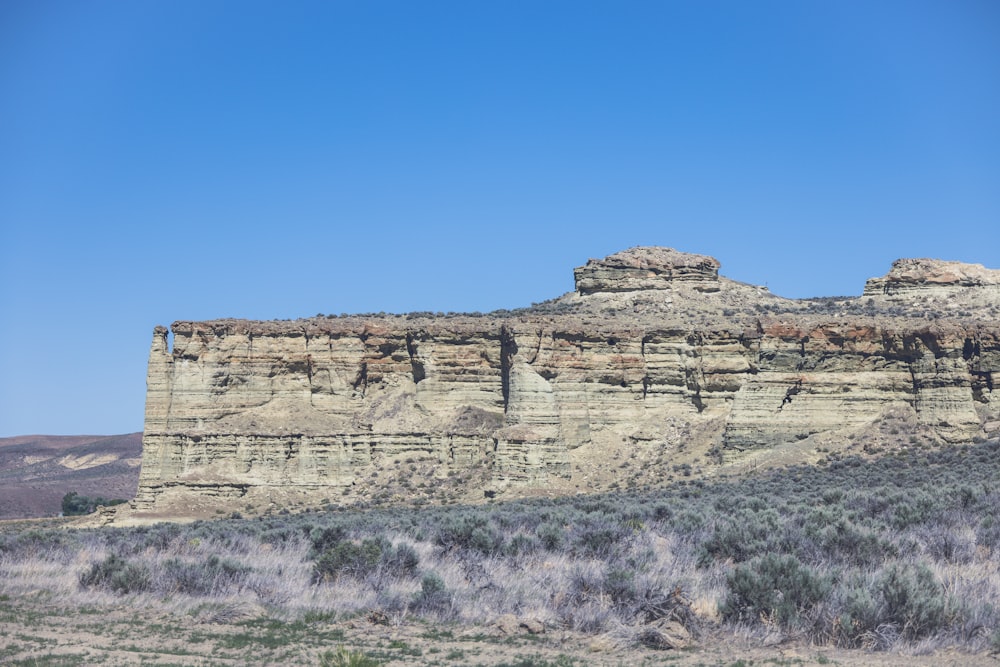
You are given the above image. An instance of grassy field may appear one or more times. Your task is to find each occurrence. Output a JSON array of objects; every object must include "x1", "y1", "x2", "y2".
[{"x1": 2, "y1": 439, "x2": 999, "y2": 665}]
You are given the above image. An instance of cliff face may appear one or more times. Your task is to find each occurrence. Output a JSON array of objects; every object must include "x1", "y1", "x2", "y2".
[{"x1": 134, "y1": 248, "x2": 1000, "y2": 514}]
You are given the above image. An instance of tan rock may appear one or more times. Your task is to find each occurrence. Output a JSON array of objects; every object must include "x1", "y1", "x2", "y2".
[
  {"x1": 494, "y1": 614, "x2": 519, "y2": 635},
  {"x1": 493, "y1": 614, "x2": 544, "y2": 635},
  {"x1": 865, "y1": 258, "x2": 1000, "y2": 296},
  {"x1": 636, "y1": 620, "x2": 692, "y2": 649},
  {"x1": 130, "y1": 248, "x2": 1000, "y2": 516},
  {"x1": 520, "y1": 617, "x2": 545, "y2": 634},
  {"x1": 588, "y1": 636, "x2": 616, "y2": 652},
  {"x1": 574, "y1": 246, "x2": 721, "y2": 294}
]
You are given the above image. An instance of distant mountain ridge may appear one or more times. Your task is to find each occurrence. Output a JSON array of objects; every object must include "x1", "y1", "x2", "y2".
[{"x1": 0, "y1": 433, "x2": 142, "y2": 519}]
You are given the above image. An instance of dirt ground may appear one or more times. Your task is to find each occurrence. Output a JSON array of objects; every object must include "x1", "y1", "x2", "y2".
[{"x1": 1, "y1": 594, "x2": 996, "y2": 667}]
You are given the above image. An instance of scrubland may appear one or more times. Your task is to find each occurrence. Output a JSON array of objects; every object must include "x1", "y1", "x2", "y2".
[{"x1": 2, "y1": 439, "x2": 999, "y2": 665}]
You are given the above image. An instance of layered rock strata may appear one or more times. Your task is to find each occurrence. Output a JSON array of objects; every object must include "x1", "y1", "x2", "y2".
[
  {"x1": 574, "y1": 246, "x2": 722, "y2": 294},
  {"x1": 135, "y1": 248, "x2": 1000, "y2": 512},
  {"x1": 864, "y1": 258, "x2": 1000, "y2": 299}
]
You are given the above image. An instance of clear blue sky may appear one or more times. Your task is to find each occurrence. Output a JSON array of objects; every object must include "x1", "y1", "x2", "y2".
[{"x1": 1, "y1": 1, "x2": 998, "y2": 436}]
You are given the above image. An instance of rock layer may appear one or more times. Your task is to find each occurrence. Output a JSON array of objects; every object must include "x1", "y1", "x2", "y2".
[
  {"x1": 134, "y1": 248, "x2": 1000, "y2": 513},
  {"x1": 574, "y1": 247, "x2": 722, "y2": 294},
  {"x1": 864, "y1": 258, "x2": 1000, "y2": 299}
]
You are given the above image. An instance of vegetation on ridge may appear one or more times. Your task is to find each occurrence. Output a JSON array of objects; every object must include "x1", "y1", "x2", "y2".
[{"x1": 61, "y1": 490, "x2": 127, "y2": 516}]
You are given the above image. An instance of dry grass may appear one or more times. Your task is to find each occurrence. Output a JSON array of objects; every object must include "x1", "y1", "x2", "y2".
[{"x1": 2, "y1": 440, "x2": 1000, "y2": 664}]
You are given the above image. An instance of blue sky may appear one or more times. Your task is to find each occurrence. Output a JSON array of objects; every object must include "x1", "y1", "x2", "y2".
[{"x1": 1, "y1": 1, "x2": 998, "y2": 436}]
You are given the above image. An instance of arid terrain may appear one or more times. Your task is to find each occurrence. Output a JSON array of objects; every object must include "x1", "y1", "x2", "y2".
[
  {"x1": 0, "y1": 433, "x2": 141, "y2": 519},
  {"x1": 1, "y1": 593, "x2": 995, "y2": 666},
  {"x1": 3, "y1": 438, "x2": 1000, "y2": 665}
]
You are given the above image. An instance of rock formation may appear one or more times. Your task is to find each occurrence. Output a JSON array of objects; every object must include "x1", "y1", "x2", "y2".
[
  {"x1": 574, "y1": 246, "x2": 722, "y2": 294},
  {"x1": 864, "y1": 258, "x2": 1000, "y2": 298},
  {"x1": 132, "y1": 248, "x2": 1000, "y2": 516}
]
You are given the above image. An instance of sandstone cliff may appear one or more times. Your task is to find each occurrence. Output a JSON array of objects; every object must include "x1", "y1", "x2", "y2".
[{"x1": 133, "y1": 248, "x2": 1000, "y2": 516}]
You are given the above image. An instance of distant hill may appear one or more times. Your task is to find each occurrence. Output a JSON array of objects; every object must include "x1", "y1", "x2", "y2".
[{"x1": 0, "y1": 433, "x2": 142, "y2": 519}]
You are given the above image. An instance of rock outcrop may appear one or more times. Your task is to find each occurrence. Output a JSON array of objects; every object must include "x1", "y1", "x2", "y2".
[
  {"x1": 132, "y1": 248, "x2": 1000, "y2": 515},
  {"x1": 864, "y1": 258, "x2": 1000, "y2": 299},
  {"x1": 574, "y1": 247, "x2": 722, "y2": 294}
]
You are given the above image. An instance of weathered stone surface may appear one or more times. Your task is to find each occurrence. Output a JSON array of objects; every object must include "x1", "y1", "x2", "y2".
[
  {"x1": 494, "y1": 614, "x2": 545, "y2": 635},
  {"x1": 722, "y1": 322, "x2": 988, "y2": 453},
  {"x1": 864, "y1": 258, "x2": 1000, "y2": 298},
  {"x1": 132, "y1": 248, "x2": 1000, "y2": 515},
  {"x1": 574, "y1": 246, "x2": 721, "y2": 294},
  {"x1": 637, "y1": 619, "x2": 692, "y2": 649}
]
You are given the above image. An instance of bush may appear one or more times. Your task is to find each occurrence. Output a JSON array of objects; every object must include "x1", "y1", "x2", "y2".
[
  {"x1": 79, "y1": 555, "x2": 151, "y2": 594},
  {"x1": 319, "y1": 646, "x2": 383, "y2": 667},
  {"x1": 4, "y1": 528, "x2": 72, "y2": 558},
  {"x1": 572, "y1": 521, "x2": 631, "y2": 558},
  {"x1": 829, "y1": 573, "x2": 883, "y2": 647},
  {"x1": 829, "y1": 564, "x2": 951, "y2": 646},
  {"x1": 878, "y1": 564, "x2": 947, "y2": 638},
  {"x1": 410, "y1": 572, "x2": 452, "y2": 616},
  {"x1": 434, "y1": 516, "x2": 503, "y2": 555},
  {"x1": 313, "y1": 537, "x2": 420, "y2": 583},
  {"x1": 535, "y1": 522, "x2": 564, "y2": 551},
  {"x1": 890, "y1": 492, "x2": 937, "y2": 529},
  {"x1": 62, "y1": 492, "x2": 126, "y2": 516},
  {"x1": 162, "y1": 555, "x2": 252, "y2": 596},
  {"x1": 811, "y1": 518, "x2": 896, "y2": 568},
  {"x1": 697, "y1": 508, "x2": 780, "y2": 566},
  {"x1": 504, "y1": 534, "x2": 539, "y2": 557},
  {"x1": 314, "y1": 540, "x2": 384, "y2": 582},
  {"x1": 721, "y1": 554, "x2": 831, "y2": 630},
  {"x1": 559, "y1": 567, "x2": 615, "y2": 633},
  {"x1": 309, "y1": 525, "x2": 348, "y2": 555},
  {"x1": 382, "y1": 542, "x2": 420, "y2": 577},
  {"x1": 603, "y1": 568, "x2": 637, "y2": 609}
]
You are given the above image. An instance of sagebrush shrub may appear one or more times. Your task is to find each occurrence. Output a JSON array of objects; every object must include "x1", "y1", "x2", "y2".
[
  {"x1": 697, "y1": 508, "x2": 780, "y2": 566},
  {"x1": 162, "y1": 555, "x2": 252, "y2": 595},
  {"x1": 813, "y1": 519, "x2": 895, "y2": 568},
  {"x1": 434, "y1": 516, "x2": 503, "y2": 555},
  {"x1": 382, "y1": 542, "x2": 419, "y2": 577},
  {"x1": 535, "y1": 522, "x2": 564, "y2": 550},
  {"x1": 79, "y1": 555, "x2": 151, "y2": 594},
  {"x1": 603, "y1": 568, "x2": 637, "y2": 608},
  {"x1": 410, "y1": 572, "x2": 452, "y2": 616},
  {"x1": 572, "y1": 520, "x2": 631, "y2": 558},
  {"x1": 309, "y1": 525, "x2": 348, "y2": 556},
  {"x1": 721, "y1": 553, "x2": 831, "y2": 630},
  {"x1": 505, "y1": 533, "x2": 539, "y2": 557},
  {"x1": 878, "y1": 564, "x2": 948, "y2": 638},
  {"x1": 314, "y1": 540, "x2": 383, "y2": 582},
  {"x1": 313, "y1": 537, "x2": 420, "y2": 583},
  {"x1": 829, "y1": 573, "x2": 883, "y2": 647}
]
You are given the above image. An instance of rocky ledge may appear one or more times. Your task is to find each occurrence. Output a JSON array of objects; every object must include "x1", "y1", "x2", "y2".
[
  {"x1": 864, "y1": 258, "x2": 1000, "y2": 298},
  {"x1": 573, "y1": 247, "x2": 722, "y2": 294},
  {"x1": 126, "y1": 248, "x2": 1000, "y2": 519}
]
